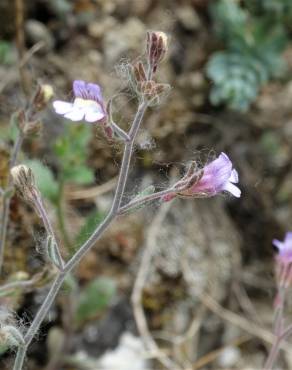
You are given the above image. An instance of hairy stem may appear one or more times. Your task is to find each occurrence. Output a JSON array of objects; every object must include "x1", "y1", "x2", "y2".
[
  {"x1": 263, "y1": 324, "x2": 292, "y2": 370},
  {"x1": 111, "y1": 121, "x2": 130, "y2": 142},
  {"x1": 0, "y1": 134, "x2": 23, "y2": 274},
  {"x1": 264, "y1": 286, "x2": 286, "y2": 369},
  {"x1": 118, "y1": 188, "x2": 174, "y2": 214},
  {"x1": 12, "y1": 101, "x2": 148, "y2": 370},
  {"x1": 32, "y1": 190, "x2": 64, "y2": 269}
]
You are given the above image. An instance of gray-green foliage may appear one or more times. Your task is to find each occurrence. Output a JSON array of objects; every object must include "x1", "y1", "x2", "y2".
[
  {"x1": 206, "y1": 0, "x2": 289, "y2": 111},
  {"x1": 75, "y1": 277, "x2": 117, "y2": 325},
  {"x1": 245, "y1": 0, "x2": 292, "y2": 23},
  {"x1": 24, "y1": 159, "x2": 59, "y2": 203},
  {"x1": 53, "y1": 124, "x2": 94, "y2": 185},
  {"x1": 0, "y1": 41, "x2": 13, "y2": 65},
  {"x1": 75, "y1": 210, "x2": 105, "y2": 246}
]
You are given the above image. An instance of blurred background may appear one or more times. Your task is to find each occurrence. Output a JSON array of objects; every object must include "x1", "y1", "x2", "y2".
[{"x1": 1, "y1": 0, "x2": 292, "y2": 369}]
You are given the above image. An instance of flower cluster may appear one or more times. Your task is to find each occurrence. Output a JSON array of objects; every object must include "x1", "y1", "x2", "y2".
[{"x1": 162, "y1": 152, "x2": 241, "y2": 201}]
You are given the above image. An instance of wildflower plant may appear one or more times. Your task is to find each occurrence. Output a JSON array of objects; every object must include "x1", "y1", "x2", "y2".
[
  {"x1": 264, "y1": 232, "x2": 292, "y2": 369},
  {"x1": 1, "y1": 32, "x2": 241, "y2": 370}
]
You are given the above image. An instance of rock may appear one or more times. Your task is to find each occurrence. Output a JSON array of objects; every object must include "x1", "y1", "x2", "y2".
[
  {"x1": 149, "y1": 197, "x2": 241, "y2": 301},
  {"x1": 131, "y1": 0, "x2": 152, "y2": 16},
  {"x1": 217, "y1": 346, "x2": 241, "y2": 368},
  {"x1": 177, "y1": 5, "x2": 202, "y2": 31},
  {"x1": 98, "y1": 332, "x2": 149, "y2": 370},
  {"x1": 88, "y1": 17, "x2": 117, "y2": 39},
  {"x1": 47, "y1": 327, "x2": 66, "y2": 365},
  {"x1": 102, "y1": 18, "x2": 146, "y2": 64},
  {"x1": 25, "y1": 20, "x2": 55, "y2": 53},
  {"x1": 94, "y1": 0, "x2": 116, "y2": 15}
]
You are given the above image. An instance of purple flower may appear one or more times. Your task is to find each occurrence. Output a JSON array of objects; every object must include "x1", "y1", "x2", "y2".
[
  {"x1": 273, "y1": 232, "x2": 292, "y2": 266},
  {"x1": 53, "y1": 80, "x2": 106, "y2": 123},
  {"x1": 162, "y1": 152, "x2": 241, "y2": 201},
  {"x1": 186, "y1": 152, "x2": 241, "y2": 197}
]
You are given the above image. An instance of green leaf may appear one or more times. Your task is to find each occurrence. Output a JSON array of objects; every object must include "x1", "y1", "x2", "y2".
[
  {"x1": 75, "y1": 277, "x2": 117, "y2": 325},
  {"x1": 0, "y1": 41, "x2": 14, "y2": 65},
  {"x1": 24, "y1": 159, "x2": 59, "y2": 203},
  {"x1": 0, "y1": 344, "x2": 8, "y2": 356},
  {"x1": 64, "y1": 165, "x2": 94, "y2": 185},
  {"x1": 53, "y1": 124, "x2": 94, "y2": 185},
  {"x1": 9, "y1": 113, "x2": 20, "y2": 142},
  {"x1": 75, "y1": 211, "x2": 105, "y2": 246},
  {"x1": 63, "y1": 273, "x2": 78, "y2": 294}
]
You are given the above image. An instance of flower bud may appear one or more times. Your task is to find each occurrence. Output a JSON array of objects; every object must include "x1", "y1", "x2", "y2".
[
  {"x1": 146, "y1": 31, "x2": 168, "y2": 73},
  {"x1": 138, "y1": 80, "x2": 171, "y2": 106},
  {"x1": 133, "y1": 61, "x2": 147, "y2": 84},
  {"x1": 23, "y1": 120, "x2": 42, "y2": 136},
  {"x1": 10, "y1": 165, "x2": 38, "y2": 202},
  {"x1": 33, "y1": 84, "x2": 54, "y2": 111}
]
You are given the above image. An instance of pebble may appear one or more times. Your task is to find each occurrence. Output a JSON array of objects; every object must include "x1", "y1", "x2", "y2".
[
  {"x1": 217, "y1": 346, "x2": 241, "y2": 368},
  {"x1": 177, "y1": 5, "x2": 201, "y2": 31},
  {"x1": 25, "y1": 20, "x2": 55, "y2": 53},
  {"x1": 98, "y1": 332, "x2": 149, "y2": 370},
  {"x1": 102, "y1": 18, "x2": 145, "y2": 64},
  {"x1": 88, "y1": 17, "x2": 117, "y2": 39}
]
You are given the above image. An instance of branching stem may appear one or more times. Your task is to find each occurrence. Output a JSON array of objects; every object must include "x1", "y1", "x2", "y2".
[{"x1": 13, "y1": 100, "x2": 148, "y2": 370}]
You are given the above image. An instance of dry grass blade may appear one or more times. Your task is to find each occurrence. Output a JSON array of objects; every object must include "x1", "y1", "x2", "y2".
[
  {"x1": 65, "y1": 177, "x2": 117, "y2": 200},
  {"x1": 132, "y1": 201, "x2": 181, "y2": 369}
]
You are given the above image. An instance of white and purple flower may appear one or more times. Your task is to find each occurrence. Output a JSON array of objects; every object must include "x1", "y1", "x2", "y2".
[
  {"x1": 53, "y1": 80, "x2": 106, "y2": 123},
  {"x1": 273, "y1": 232, "x2": 292, "y2": 266},
  {"x1": 163, "y1": 152, "x2": 241, "y2": 201}
]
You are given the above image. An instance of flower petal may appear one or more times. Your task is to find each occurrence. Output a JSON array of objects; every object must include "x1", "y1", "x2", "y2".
[
  {"x1": 64, "y1": 107, "x2": 85, "y2": 121},
  {"x1": 229, "y1": 169, "x2": 239, "y2": 183},
  {"x1": 84, "y1": 107, "x2": 105, "y2": 122},
  {"x1": 53, "y1": 101, "x2": 74, "y2": 115},
  {"x1": 204, "y1": 152, "x2": 232, "y2": 190},
  {"x1": 73, "y1": 80, "x2": 103, "y2": 103},
  {"x1": 223, "y1": 181, "x2": 241, "y2": 198},
  {"x1": 284, "y1": 232, "x2": 292, "y2": 244},
  {"x1": 73, "y1": 80, "x2": 87, "y2": 98},
  {"x1": 87, "y1": 83, "x2": 102, "y2": 102},
  {"x1": 273, "y1": 239, "x2": 284, "y2": 251}
]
